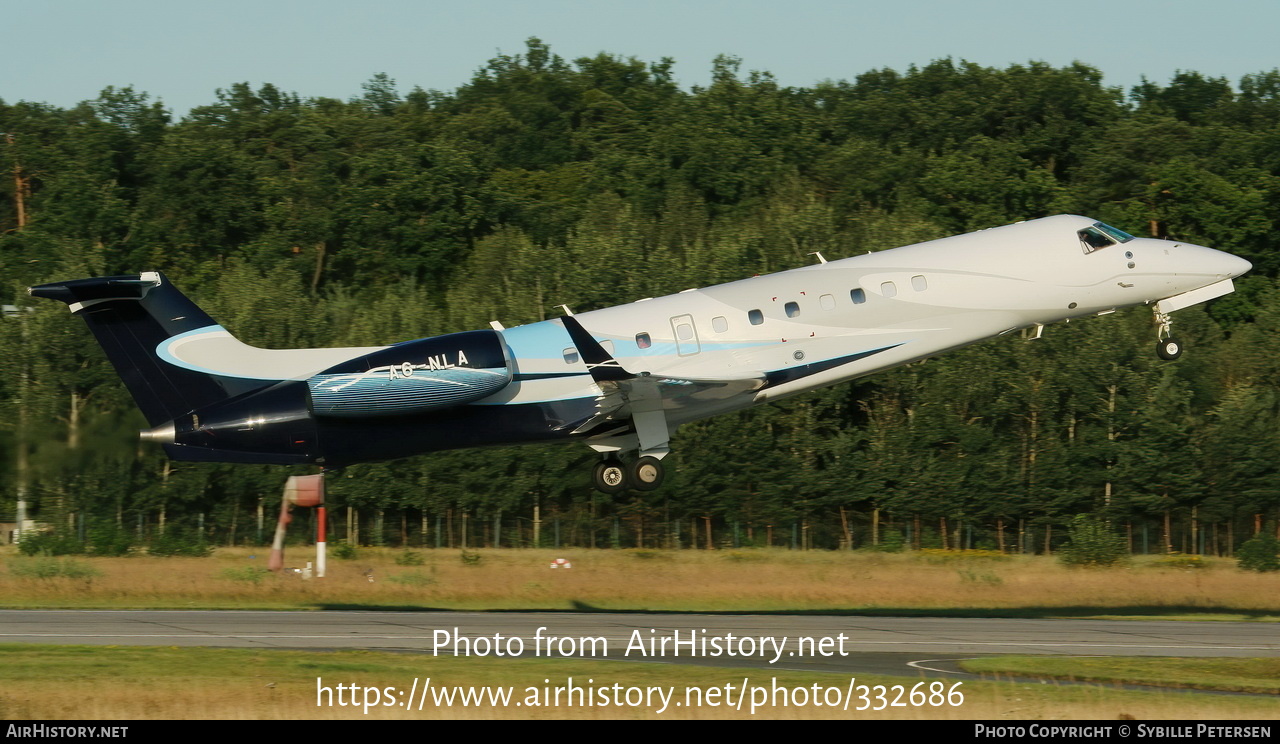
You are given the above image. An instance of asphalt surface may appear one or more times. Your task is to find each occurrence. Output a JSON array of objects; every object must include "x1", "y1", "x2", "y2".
[{"x1": 2, "y1": 610, "x2": 1277, "y2": 680}]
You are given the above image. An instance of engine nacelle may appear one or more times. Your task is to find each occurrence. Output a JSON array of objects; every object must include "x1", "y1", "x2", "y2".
[
  {"x1": 160, "y1": 380, "x2": 319, "y2": 464},
  {"x1": 307, "y1": 329, "x2": 512, "y2": 418}
]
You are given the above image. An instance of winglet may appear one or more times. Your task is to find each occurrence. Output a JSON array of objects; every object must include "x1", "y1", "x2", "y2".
[{"x1": 560, "y1": 315, "x2": 633, "y2": 383}]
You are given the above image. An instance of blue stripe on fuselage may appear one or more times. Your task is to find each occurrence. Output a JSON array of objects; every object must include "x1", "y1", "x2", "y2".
[
  {"x1": 500, "y1": 320, "x2": 577, "y2": 360},
  {"x1": 500, "y1": 318, "x2": 771, "y2": 361}
]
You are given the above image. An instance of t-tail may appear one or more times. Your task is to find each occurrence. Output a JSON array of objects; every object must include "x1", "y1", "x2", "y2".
[
  {"x1": 28, "y1": 273, "x2": 277, "y2": 424},
  {"x1": 28, "y1": 272, "x2": 318, "y2": 464}
]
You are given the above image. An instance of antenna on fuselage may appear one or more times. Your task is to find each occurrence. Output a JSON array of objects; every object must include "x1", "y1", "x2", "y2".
[
  {"x1": 808, "y1": 252, "x2": 828, "y2": 264},
  {"x1": 557, "y1": 304, "x2": 575, "y2": 316}
]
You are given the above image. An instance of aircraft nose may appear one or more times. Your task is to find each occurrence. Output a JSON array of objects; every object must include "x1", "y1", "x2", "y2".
[
  {"x1": 1221, "y1": 252, "x2": 1252, "y2": 279},
  {"x1": 1179, "y1": 243, "x2": 1251, "y2": 279}
]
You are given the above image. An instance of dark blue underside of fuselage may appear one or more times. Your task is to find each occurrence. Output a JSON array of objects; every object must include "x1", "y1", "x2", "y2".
[
  {"x1": 162, "y1": 345, "x2": 901, "y2": 467},
  {"x1": 312, "y1": 344, "x2": 902, "y2": 466},
  {"x1": 313, "y1": 397, "x2": 601, "y2": 466}
]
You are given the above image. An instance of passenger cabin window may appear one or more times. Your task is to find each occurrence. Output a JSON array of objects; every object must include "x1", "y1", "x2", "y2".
[
  {"x1": 820, "y1": 294, "x2": 835, "y2": 311},
  {"x1": 911, "y1": 275, "x2": 928, "y2": 291},
  {"x1": 850, "y1": 288, "x2": 867, "y2": 304},
  {"x1": 785, "y1": 301, "x2": 800, "y2": 318},
  {"x1": 600, "y1": 340, "x2": 615, "y2": 355},
  {"x1": 636, "y1": 332, "x2": 652, "y2": 349},
  {"x1": 748, "y1": 309, "x2": 764, "y2": 325},
  {"x1": 712, "y1": 316, "x2": 728, "y2": 333},
  {"x1": 676, "y1": 322, "x2": 694, "y2": 340},
  {"x1": 563, "y1": 348, "x2": 580, "y2": 364},
  {"x1": 881, "y1": 281, "x2": 897, "y2": 298}
]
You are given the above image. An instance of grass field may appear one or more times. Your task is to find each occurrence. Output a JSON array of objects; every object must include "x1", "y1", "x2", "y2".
[
  {"x1": 961, "y1": 656, "x2": 1280, "y2": 695},
  {"x1": 2, "y1": 645, "x2": 1277, "y2": 720},
  {"x1": 4, "y1": 548, "x2": 1278, "y2": 721},
  {"x1": 1, "y1": 547, "x2": 1277, "y2": 618}
]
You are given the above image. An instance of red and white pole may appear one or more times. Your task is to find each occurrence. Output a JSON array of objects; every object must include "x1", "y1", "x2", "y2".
[
  {"x1": 316, "y1": 505, "x2": 327, "y2": 578},
  {"x1": 271, "y1": 474, "x2": 326, "y2": 574}
]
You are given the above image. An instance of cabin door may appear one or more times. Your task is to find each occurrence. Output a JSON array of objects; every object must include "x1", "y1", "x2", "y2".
[{"x1": 670, "y1": 314, "x2": 701, "y2": 356}]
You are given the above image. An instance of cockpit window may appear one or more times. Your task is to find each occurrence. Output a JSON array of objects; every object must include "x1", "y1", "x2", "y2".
[
  {"x1": 1095, "y1": 222, "x2": 1135, "y2": 244},
  {"x1": 1079, "y1": 227, "x2": 1115, "y2": 253},
  {"x1": 1080, "y1": 222, "x2": 1135, "y2": 253}
]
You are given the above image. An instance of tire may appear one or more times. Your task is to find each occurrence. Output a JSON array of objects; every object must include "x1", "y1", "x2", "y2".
[
  {"x1": 630, "y1": 456, "x2": 665, "y2": 491},
  {"x1": 1156, "y1": 337, "x2": 1183, "y2": 361},
  {"x1": 593, "y1": 460, "x2": 628, "y2": 494}
]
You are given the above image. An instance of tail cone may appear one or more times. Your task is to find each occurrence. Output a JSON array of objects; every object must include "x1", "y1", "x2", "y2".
[{"x1": 139, "y1": 422, "x2": 176, "y2": 443}]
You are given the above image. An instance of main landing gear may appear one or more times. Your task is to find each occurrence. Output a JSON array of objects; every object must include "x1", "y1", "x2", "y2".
[
  {"x1": 592, "y1": 456, "x2": 666, "y2": 493},
  {"x1": 1154, "y1": 307, "x2": 1183, "y2": 361}
]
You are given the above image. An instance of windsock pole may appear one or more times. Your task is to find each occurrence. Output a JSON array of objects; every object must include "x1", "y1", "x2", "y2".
[
  {"x1": 316, "y1": 505, "x2": 327, "y2": 578},
  {"x1": 268, "y1": 498, "x2": 291, "y2": 572},
  {"x1": 270, "y1": 474, "x2": 326, "y2": 574}
]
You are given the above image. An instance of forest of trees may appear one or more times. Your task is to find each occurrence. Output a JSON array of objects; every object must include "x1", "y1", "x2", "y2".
[{"x1": 3, "y1": 39, "x2": 1280, "y2": 554}]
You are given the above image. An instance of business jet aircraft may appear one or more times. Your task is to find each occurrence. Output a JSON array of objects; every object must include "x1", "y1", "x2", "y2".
[{"x1": 29, "y1": 215, "x2": 1250, "y2": 493}]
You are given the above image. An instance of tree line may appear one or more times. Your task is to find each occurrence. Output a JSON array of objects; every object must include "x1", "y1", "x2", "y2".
[{"x1": 3, "y1": 39, "x2": 1280, "y2": 553}]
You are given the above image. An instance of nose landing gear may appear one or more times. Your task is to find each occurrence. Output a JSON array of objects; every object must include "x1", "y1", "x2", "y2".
[
  {"x1": 1157, "y1": 337, "x2": 1183, "y2": 361},
  {"x1": 1154, "y1": 308, "x2": 1183, "y2": 361}
]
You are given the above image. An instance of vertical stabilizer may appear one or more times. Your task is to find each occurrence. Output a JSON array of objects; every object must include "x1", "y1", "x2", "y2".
[{"x1": 28, "y1": 272, "x2": 272, "y2": 426}]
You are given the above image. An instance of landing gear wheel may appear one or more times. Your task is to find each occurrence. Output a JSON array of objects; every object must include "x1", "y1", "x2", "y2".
[
  {"x1": 630, "y1": 456, "x2": 665, "y2": 491},
  {"x1": 1156, "y1": 337, "x2": 1183, "y2": 361},
  {"x1": 593, "y1": 459, "x2": 627, "y2": 494}
]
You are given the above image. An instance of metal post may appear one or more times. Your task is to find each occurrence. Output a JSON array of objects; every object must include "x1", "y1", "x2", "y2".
[
  {"x1": 316, "y1": 506, "x2": 327, "y2": 578},
  {"x1": 268, "y1": 498, "x2": 291, "y2": 572},
  {"x1": 13, "y1": 307, "x2": 28, "y2": 545}
]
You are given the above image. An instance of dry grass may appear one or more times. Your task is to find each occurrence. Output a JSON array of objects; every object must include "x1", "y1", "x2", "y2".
[
  {"x1": 961, "y1": 656, "x2": 1280, "y2": 694},
  {"x1": 2, "y1": 645, "x2": 1277, "y2": 720},
  {"x1": 1, "y1": 547, "x2": 1278, "y2": 616}
]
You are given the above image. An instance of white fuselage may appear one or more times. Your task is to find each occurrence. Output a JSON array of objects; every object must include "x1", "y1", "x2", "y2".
[{"x1": 485, "y1": 215, "x2": 1249, "y2": 434}]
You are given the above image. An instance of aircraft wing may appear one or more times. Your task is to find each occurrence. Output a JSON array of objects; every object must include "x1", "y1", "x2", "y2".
[
  {"x1": 558, "y1": 315, "x2": 765, "y2": 444},
  {"x1": 566, "y1": 374, "x2": 767, "y2": 434}
]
